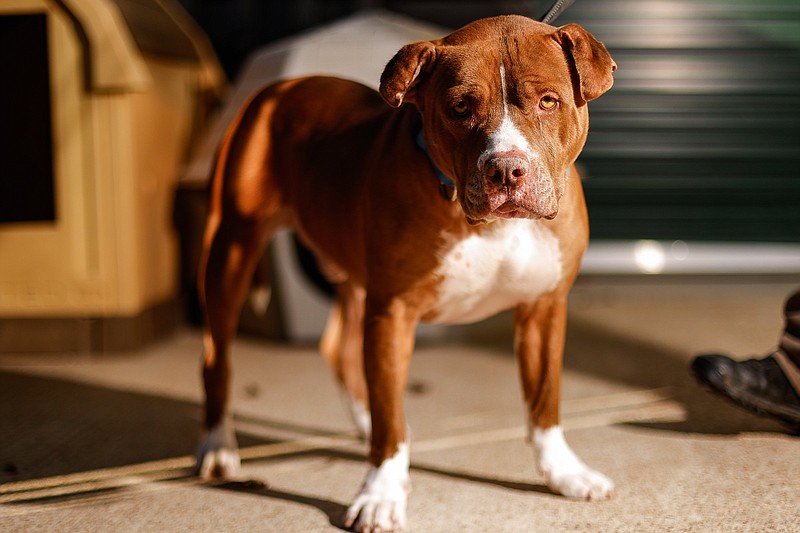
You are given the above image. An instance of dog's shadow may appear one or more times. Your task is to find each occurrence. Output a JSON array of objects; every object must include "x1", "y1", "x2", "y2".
[
  {"x1": 210, "y1": 449, "x2": 552, "y2": 531},
  {"x1": 211, "y1": 478, "x2": 350, "y2": 530}
]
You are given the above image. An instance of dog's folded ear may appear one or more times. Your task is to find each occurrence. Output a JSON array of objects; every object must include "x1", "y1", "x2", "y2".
[
  {"x1": 555, "y1": 24, "x2": 617, "y2": 105},
  {"x1": 379, "y1": 41, "x2": 437, "y2": 108}
]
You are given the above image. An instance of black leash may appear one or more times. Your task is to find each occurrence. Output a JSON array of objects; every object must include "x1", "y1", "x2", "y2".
[{"x1": 539, "y1": 0, "x2": 575, "y2": 24}]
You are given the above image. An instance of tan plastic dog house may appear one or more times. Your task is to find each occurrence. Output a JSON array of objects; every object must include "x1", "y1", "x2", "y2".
[{"x1": 0, "y1": 0, "x2": 226, "y2": 351}]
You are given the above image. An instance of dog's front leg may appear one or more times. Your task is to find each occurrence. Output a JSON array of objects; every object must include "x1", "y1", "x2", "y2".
[
  {"x1": 515, "y1": 292, "x2": 615, "y2": 501},
  {"x1": 345, "y1": 298, "x2": 415, "y2": 533}
]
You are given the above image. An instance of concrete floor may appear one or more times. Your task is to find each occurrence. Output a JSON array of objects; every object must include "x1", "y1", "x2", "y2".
[{"x1": 1, "y1": 278, "x2": 798, "y2": 532}]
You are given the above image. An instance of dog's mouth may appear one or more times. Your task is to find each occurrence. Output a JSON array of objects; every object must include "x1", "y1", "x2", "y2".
[
  {"x1": 491, "y1": 201, "x2": 557, "y2": 221},
  {"x1": 493, "y1": 200, "x2": 534, "y2": 219},
  {"x1": 464, "y1": 191, "x2": 558, "y2": 224}
]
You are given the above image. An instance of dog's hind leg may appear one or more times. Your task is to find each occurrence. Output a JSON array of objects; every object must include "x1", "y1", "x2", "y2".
[
  {"x1": 320, "y1": 281, "x2": 370, "y2": 439},
  {"x1": 196, "y1": 216, "x2": 276, "y2": 478},
  {"x1": 195, "y1": 90, "x2": 283, "y2": 479}
]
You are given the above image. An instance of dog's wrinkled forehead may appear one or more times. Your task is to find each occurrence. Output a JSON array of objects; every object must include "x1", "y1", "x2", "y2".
[{"x1": 435, "y1": 35, "x2": 569, "y2": 97}]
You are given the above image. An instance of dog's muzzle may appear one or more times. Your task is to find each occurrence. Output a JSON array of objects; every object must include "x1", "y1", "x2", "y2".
[{"x1": 465, "y1": 151, "x2": 559, "y2": 222}]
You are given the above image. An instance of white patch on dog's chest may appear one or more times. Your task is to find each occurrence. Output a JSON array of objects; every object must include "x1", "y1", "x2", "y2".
[{"x1": 430, "y1": 219, "x2": 563, "y2": 324}]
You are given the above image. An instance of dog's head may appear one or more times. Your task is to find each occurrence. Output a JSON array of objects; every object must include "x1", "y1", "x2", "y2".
[{"x1": 380, "y1": 15, "x2": 616, "y2": 224}]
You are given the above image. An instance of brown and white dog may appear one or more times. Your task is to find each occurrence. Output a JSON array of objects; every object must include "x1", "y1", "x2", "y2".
[{"x1": 196, "y1": 15, "x2": 616, "y2": 532}]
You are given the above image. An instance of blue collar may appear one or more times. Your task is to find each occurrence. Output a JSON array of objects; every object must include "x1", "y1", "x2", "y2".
[{"x1": 416, "y1": 129, "x2": 457, "y2": 201}]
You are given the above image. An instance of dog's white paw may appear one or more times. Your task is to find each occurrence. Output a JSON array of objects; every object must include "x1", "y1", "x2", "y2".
[
  {"x1": 544, "y1": 462, "x2": 615, "y2": 501},
  {"x1": 532, "y1": 425, "x2": 615, "y2": 501},
  {"x1": 197, "y1": 446, "x2": 242, "y2": 480},
  {"x1": 195, "y1": 419, "x2": 241, "y2": 479},
  {"x1": 344, "y1": 443, "x2": 411, "y2": 532}
]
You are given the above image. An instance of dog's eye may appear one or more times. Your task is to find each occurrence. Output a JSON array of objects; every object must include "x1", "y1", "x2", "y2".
[
  {"x1": 452, "y1": 100, "x2": 470, "y2": 116},
  {"x1": 539, "y1": 96, "x2": 558, "y2": 110}
]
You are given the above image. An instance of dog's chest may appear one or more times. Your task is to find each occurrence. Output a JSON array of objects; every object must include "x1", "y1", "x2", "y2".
[{"x1": 429, "y1": 219, "x2": 563, "y2": 325}]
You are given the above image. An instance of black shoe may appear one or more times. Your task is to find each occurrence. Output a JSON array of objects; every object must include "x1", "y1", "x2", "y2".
[{"x1": 691, "y1": 354, "x2": 800, "y2": 430}]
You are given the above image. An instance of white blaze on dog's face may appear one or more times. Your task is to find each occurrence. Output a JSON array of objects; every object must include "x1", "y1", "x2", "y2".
[{"x1": 379, "y1": 16, "x2": 616, "y2": 224}]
